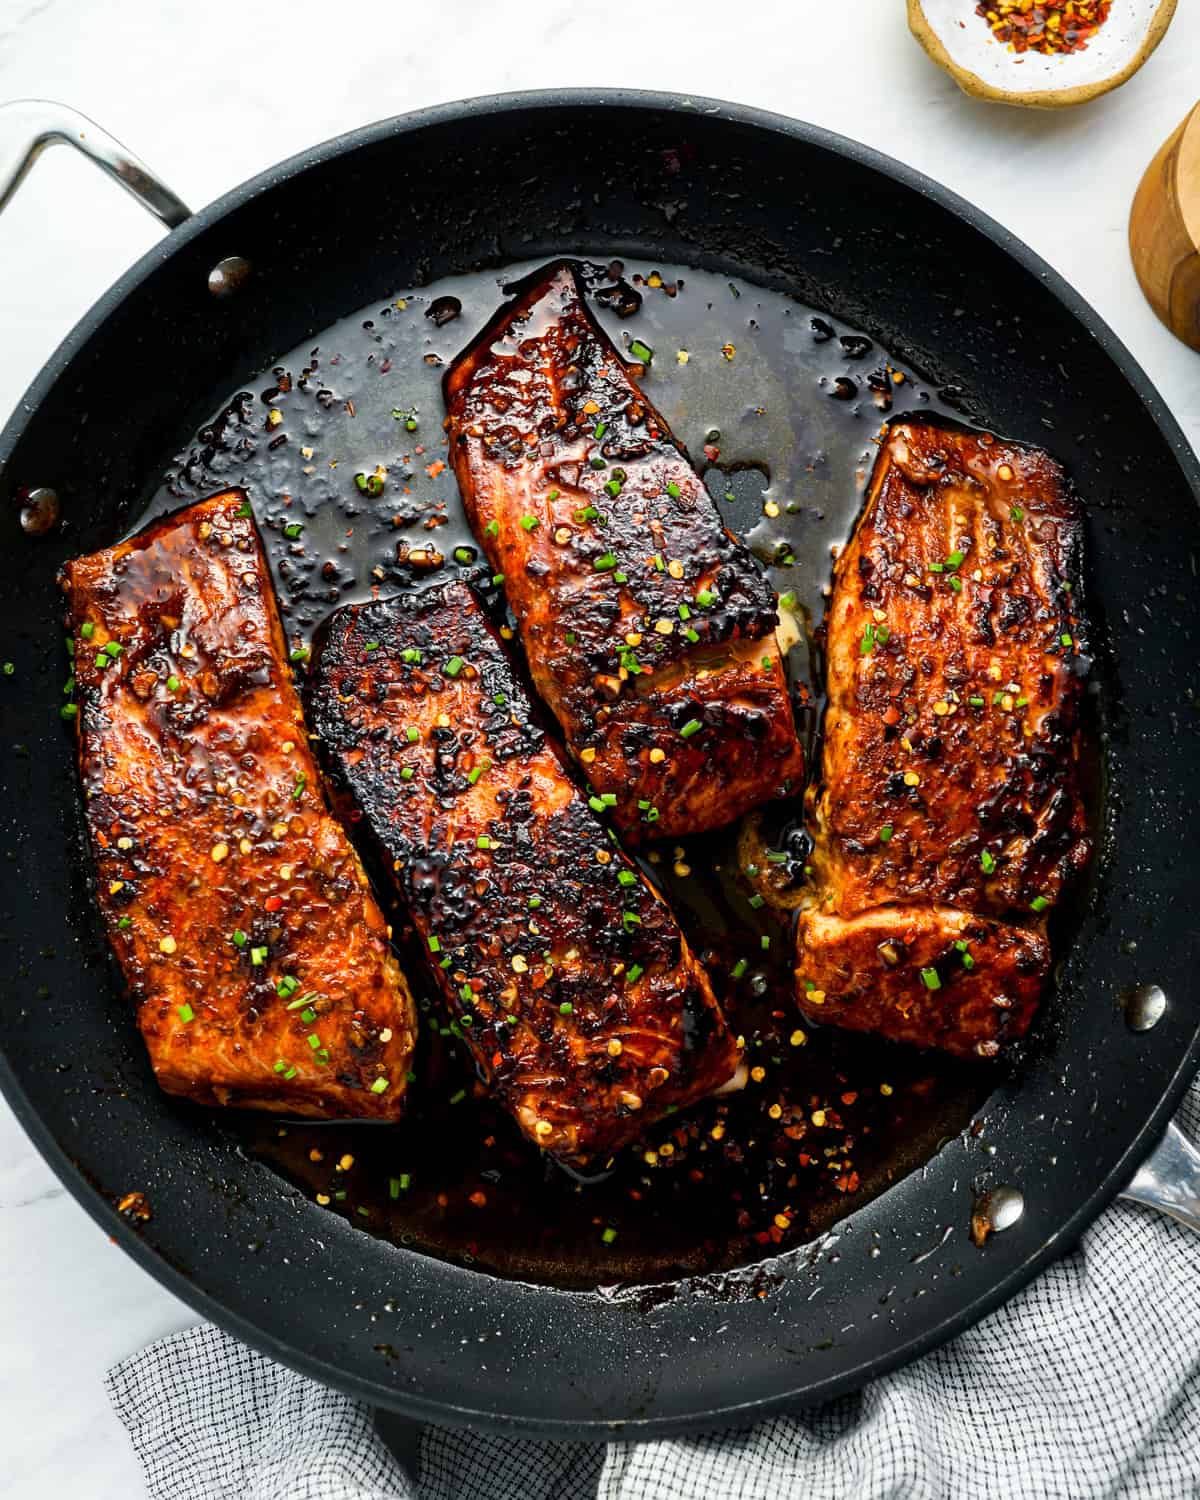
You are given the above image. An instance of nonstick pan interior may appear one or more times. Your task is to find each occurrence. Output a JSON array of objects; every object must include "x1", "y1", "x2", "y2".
[{"x1": 1, "y1": 92, "x2": 1199, "y2": 1435}]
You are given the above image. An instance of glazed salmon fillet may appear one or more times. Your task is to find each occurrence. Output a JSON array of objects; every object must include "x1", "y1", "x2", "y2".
[
  {"x1": 309, "y1": 581, "x2": 740, "y2": 1167},
  {"x1": 797, "y1": 421, "x2": 1090, "y2": 1058},
  {"x1": 60, "y1": 491, "x2": 417, "y2": 1117},
  {"x1": 443, "y1": 261, "x2": 804, "y2": 843}
]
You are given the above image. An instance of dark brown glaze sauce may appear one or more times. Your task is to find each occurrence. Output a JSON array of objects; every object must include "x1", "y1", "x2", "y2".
[
  {"x1": 308, "y1": 583, "x2": 737, "y2": 1168},
  {"x1": 135, "y1": 259, "x2": 997, "y2": 1288}
]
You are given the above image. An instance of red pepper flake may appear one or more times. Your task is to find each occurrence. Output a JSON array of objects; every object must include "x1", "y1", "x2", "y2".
[
  {"x1": 834, "y1": 1171, "x2": 861, "y2": 1194},
  {"x1": 468, "y1": 1190, "x2": 487, "y2": 1208},
  {"x1": 425, "y1": 459, "x2": 446, "y2": 479},
  {"x1": 264, "y1": 894, "x2": 283, "y2": 913},
  {"x1": 975, "y1": 0, "x2": 1112, "y2": 55}
]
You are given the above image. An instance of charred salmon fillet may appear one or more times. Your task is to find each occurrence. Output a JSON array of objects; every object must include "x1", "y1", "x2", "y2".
[
  {"x1": 797, "y1": 421, "x2": 1090, "y2": 1058},
  {"x1": 309, "y1": 581, "x2": 740, "y2": 1167},
  {"x1": 60, "y1": 491, "x2": 417, "y2": 1117},
  {"x1": 443, "y1": 261, "x2": 804, "y2": 842}
]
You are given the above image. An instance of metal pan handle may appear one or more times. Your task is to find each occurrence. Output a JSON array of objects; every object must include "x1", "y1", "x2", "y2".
[
  {"x1": 0, "y1": 99, "x2": 190, "y2": 230},
  {"x1": 1121, "y1": 1121, "x2": 1200, "y2": 1233}
]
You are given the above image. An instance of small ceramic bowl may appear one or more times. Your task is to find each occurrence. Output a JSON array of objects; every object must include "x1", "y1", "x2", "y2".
[{"x1": 908, "y1": 0, "x2": 1178, "y2": 108}]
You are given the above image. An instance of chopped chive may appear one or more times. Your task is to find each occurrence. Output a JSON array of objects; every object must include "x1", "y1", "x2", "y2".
[
  {"x1": 274, "y1": 1059, "x2": 287, "y2": 1073},
  {"x1": 980, "y1": 850, "x2": 996, "y2": 875},
  {"x1": 428, "y1": 935, "x2": 441, "y2": 953},
  {"x1": 962, "y1": 953, "x2": 975, "y2": 970},
  {"x1": 235, "y1": 501, "x2": 252, "y2": 518},
  {"x1": 684, "y1": 628, "x2": 699, "y2": 642},
  {"x1": 613, "y1": 571, "x2": 628, "y2": 584},
  {"x1": 696, "y1": 589, "x2": 716, "y2": 607},
  {"x1": 969, "y1": 696, "x2": 984, "y2": 708},
  {"x1": 679, "y1": 719, "x2": 703, "y2": 739},
  {"x1": 547, "y1": 489, "x2": 560, "y2": 501},
  {"x1": 766, "y1": 852, "x2": 788, "y2": 865},
  {"x1": 2, "y1": 662, "x2": 12, "y2": 677},
  {"x1": 601, "y1": 1226, "x2": 618, "y2": 1245},
  {"x1": 618, "y1": 869, "x2": 637, "y2": 887},
  {"x1": 928, "y1": 562, "x2": 944, "y2": 574},
  {"x1": 406, "y1": 726, "x2": 420, "y2": 743},
  {"x1": 449, "y1": 1088, "x2": 467, "y2": 1105},
  {"x1": 364, "y1": 641, "x2": 380, "y2": 653},
  {"x1": 300, "y1": 1008, "x2": 316, "y2": 1023},
  {"x1": 251, "y1": 945, "x2": 268, "y2": 965},
  {"x1": 761, "y1": 934, "x2": 771, "y2": 951},
  {"x1": 748, "y1": 893, "x2": 765, "y2": 910},
  {"x1": 594, "y1": 421, "x2": 607, "y2": 439},
  {"x1": 600, "y1": 792, "x2": 617, "y2": 806},
  {"x1": 732, "y1": 958, "x2": 748, "y2": 980},
  {"x1": 860, "y1": 622, "x2": 876, "y2": 656},
  {"x1": 454, "y1": 547, "x2": 474, "y2": 565},
  {"x1": 389, "y1": 1177, "x2": 402, "y2": 1199},
  {"x1": 401, "y1": 648, "x2": 422, "y2": 664},
  {"x1": 778, "y1": 591, "x2": 797, "y2": 611},
  {"x1": 232, "y1": 929, "x2": 247, "y2": 948},
  {"x1": 653, "y1": 554, "x2": 665, "y2": 572},
  {"x1": 1030, "y1": 895, "x2": 1051, "y2": 913},
  {"x1": 666, "y1": 481, "x2": 681, "y2": 499},
  {"x1": 292, "y1": 773, "x2": 306, "y2": 801},
  {"x1": 520, "y1": 515, "x2": 539, "y2": 532},
  {"x1": 476, "y1": 836, "x2": 492, "y2": 850},
  {"x1": 678, "y1": 603, "x2": 691, "y2": 621},
  {"x1": 307, "y1": 1033, "x2": 321, "y2": 1050},
  {"x1": 626, "y1": 963, "x2": 645, "y2": 984},
  {"x1": 276, "y1": 975, "x2": 299, "y2": 998},
  {"x1": 284, "y1": 522, "x2": 304, "y2": 540},
  {"x1": 920, "y1": 967, "x2": 941, "y2": 991},
  {"x1": 594, "y1": 553, "x2": 617, "y2": 571},
  {"x1": 645, "y1": 807, "x2": 660, "y2": 823},
  {"x1": 370, "y1": 1077, "x2": 390, "y2": 1094},
  {"x1": 559, "y1": 1002, "x2": 574, "y2": 1016},
  {"x1": 588, "y1": 796, "x2": 607, "y2": 814},
  {"x1": 876, "y1": 625, "x2": 891, "y2": 644},
  {"x1": 166, "y1": 675, "x2": 181, "y2": 692},
  {"x1": 60, "y1": 703, "x2": 78, "y2": 720},
  {"x1": 443, "y1": 655, "x2": 464, "y2": 678},
  {"x1": 575, "y1": 505, "x2": 599, "y2": 523},
  {"x1": 949, "y1": 577, "x2": 963, "y2": 593},
  {"x1": 468, "y1": 761, "x2": 490, "y2": 785},
  {"x1": 118, "y1": 916, "x2": 132, "y2": 930},
  {"x1": 946, "y1": 550, "x2": 965, "y2": 569},
  {"x1": 81, "y1": 622, "x2": 95, "y2": 640},
  {"x1": 177, "y1": 1003, "x2": 195, "y2": 1023},
  {"x1": 485, "y1": 519, "x2": 499, "y2": 537},
  {"x1": 589, "y1": 455, "x2": 607, "y2": 471},
  {"x1": 879, "y1": 825, "x2": 893, "y2": 843},
  {"x1": 629, "y1": 339, "x2": 653, "y2": 364},
  {"x1": 290, "y1": 646, "x2": 310, "y2": 663},
  {"x1": 1060, "y1": 633, "x2": 1073, "y2": 647},
  {"x1": 604, "y1": 479, "x2": 621, "y2": 498},
  {"x1": 1010, "y1": 505, "x2": 1024, "y2": 522}
]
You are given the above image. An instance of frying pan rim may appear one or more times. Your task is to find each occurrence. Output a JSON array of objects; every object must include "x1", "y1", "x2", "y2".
[{"x1": 2, "y1": 86, "x2": 1198, "y2": 1438}]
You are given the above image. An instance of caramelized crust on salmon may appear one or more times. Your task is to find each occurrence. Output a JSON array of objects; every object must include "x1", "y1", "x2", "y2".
[
  {"x1": 61, "y1": 492, "x2": 416, "y2": 1117},
  {"x1": 309, "y1": 582, "x2": 739, "y2": 1167},
  {"x1": 443, "y1": 261, "x2": 804, "y2": 842},
  {"x1": 797, "y1": 421, "x2": 1090, "y2": 1058}
]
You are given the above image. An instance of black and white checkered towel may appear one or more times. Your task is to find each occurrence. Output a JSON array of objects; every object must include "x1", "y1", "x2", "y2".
[{"x1": 106, "y1": 1082, "x2": 1200, "y2": 1500}]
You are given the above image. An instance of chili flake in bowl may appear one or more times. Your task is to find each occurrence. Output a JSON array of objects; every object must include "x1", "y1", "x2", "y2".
[{"x1": 908, "y1": 0, "x2": 1176, "y2": 107}]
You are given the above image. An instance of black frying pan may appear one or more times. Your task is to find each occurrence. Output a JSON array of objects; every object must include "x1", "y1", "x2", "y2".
[{"x1": 2, "y1": 89, "x2": 1199, "y2": 1437}]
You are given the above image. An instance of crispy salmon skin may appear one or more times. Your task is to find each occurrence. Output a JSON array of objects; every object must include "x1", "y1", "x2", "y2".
[
  {"x1": 797, "y1": 421, "x2": 1090, "y2": 1058},
  {"x1": 309, "y1": 581, "x2": 740, "y2": 1167},
  {"x1": 60, "y1": 491, "x2": 416, "y2": 1117},
  {"x1": 443, "y1": 261, "x2": 804, "y2": 841}
]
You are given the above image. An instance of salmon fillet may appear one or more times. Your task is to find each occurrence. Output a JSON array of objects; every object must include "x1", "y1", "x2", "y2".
[
  {"x1": 60, "y1": 491, "x2": 417, "y2": 1117},
  {"x1": 443, "y1": 261, "x2": 804, "y2": 842},
  {"x1": 797, "y1": 421, "x2": 1090, "y2": 1058},
  {"x1": 309, "y1": 581, "x2": 740, "y2": 1167}
]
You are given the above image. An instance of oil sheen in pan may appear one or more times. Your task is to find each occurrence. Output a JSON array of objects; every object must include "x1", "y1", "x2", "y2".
[{"x1": 142, "y1": 258, "x2": 997, "y2": 1290}]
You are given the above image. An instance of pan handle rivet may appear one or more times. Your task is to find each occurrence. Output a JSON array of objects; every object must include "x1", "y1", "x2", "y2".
[
  {"x1": 972, "y1": 1184, "x2": 1024, "y2": 1245},
  {"x1": 208, "y1": 256, "x2": 253, "y2": 297},
  {"x1": 19, "y1": 486, "x2": 59, "y2": 535},
  {"x1": 1123, "y1": 983, "x2": 1167, "y2": 1032}
]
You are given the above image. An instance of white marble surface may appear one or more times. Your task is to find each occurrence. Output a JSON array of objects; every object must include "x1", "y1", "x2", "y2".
[{"x1": 1, "y1": 2, "x2": 1199, "y2": 1494}]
